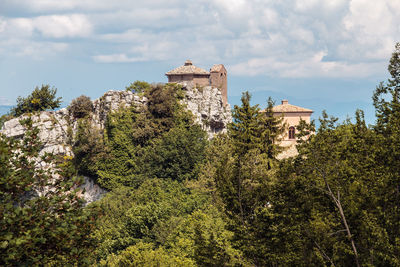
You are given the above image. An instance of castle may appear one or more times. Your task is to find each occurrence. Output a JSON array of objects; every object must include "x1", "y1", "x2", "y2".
[
  {"x1": 166, "y1": 60, "x2": 228, "y2": 107},
  {"x1": 166, "y1": 60, "x2": 313, "y2": 152}
]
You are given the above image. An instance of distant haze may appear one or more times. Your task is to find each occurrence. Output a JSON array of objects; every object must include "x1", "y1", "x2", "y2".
[{"x1": 0, "y1": 106, "x2": 12, "y2": 116}]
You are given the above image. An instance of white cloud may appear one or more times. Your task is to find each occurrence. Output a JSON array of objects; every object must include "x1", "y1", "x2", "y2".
[
  {"x1": 33, "y1": 14, "x2": 92, "y2": 38},
  {"x1": 1, "y1": 0, "x2": 400, "y2": 78},
  {"x1": 1, "y1": 14, "x2": 92, "y2": 39},
  {"x1": 93, "y1": 53, "x2": 145, "y2": 63},
  {"x1": 0, "y1": 38, "x2": 69, "y2": 59},
  {"x1": 230, "y1": 51, "x2": 386, "y2": 78}
]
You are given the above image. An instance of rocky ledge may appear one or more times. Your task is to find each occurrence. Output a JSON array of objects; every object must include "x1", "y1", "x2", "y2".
[{"x1": 0, "y1": 85, "x2": 232, "y2": 203}]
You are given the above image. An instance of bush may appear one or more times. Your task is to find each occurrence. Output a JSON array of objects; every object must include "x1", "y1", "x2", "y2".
[
  {"x1": 72, "y1": 117, "x2": 107, "y2": 178},
  {"x1": 146, "y1": 83, "x2": 182, "y2": 118},
  {"x1": 140, "y1": 124, "x2": 207, "y2": 182},
  {"x1": 0, "y1": 114, "x2": 12, "y2": 129},
  {"x1": 10, "y1": 84, "x2": 62, "y2": 116},
  {"x1": 68, "y1": 95, "x2": 93, "y2": 119},
  {"x1": 125, "y1": 81, "x2": 151, "y2": 94},
  {"x1": 102, "y1": 242, "x2": 195, "y2": 266}
]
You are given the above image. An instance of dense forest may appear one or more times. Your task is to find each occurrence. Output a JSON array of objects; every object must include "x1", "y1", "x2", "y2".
[{"x1": 1, "y1": 44, "x2": 400, "y2": 266}]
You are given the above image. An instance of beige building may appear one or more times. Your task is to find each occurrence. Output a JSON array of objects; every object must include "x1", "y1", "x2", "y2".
[
  {"x1": 166, "y1": 60, "x2": 228, "y2": 106},
  {"x1": 272, "y1": 100, "x2": 313, "y2": 158}
]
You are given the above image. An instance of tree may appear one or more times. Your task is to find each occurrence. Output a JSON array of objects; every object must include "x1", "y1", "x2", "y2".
[
  {"x1": 91, "y1": 179, "x2": 211, "y2": 263},
  {"x1": 370, "y1": 42, "x2": 400, "y2": 265},
  {"x1": 261, "y1": 97, "x2": 286, "y2": 164},
  {"x1": 139, "y1": 124, "x2": 207, "y2": 182},
  {"x1": 72, "y1": 117, "x2": 108, "y2": 178},
  {"x1": 229, "y1": 91, "x2": 264, "y2": 156},
  {"x1": 281, "y1": 107, "x2": 400, "y2": 266},
  {"x1": 213, "y1": 92, "x2": 286, "y2": 264},
  {"x1": 125, "y1": 80, "x2": 151, "y2": 94},
  {"x1": 0, "y1": 117, "x2": 98, "y2": 266},
  {"x1": 102, "y1": 242, "x2": 195, "y2": 266},
  {"x1": 10, "y1": 84, "x2": 62, "y2": 117},
  {"x1": 68, "y1": 95, "x2": 93, "y2": 119},
  {"x1": 91, "y1": 83, "x2": 196, "y2": 189}
]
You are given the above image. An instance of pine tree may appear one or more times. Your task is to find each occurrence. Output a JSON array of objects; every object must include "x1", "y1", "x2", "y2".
[
  {"x1": 10, "y1": 85, "x2": 62, "y2": 117},
  {"x1": 214, "y1": 92, "x2": 287, "y2": 264},
  {"x1": 371, "y1": 42, "x2": 400, "y2": 264},
  {"x1": 260, "y1": 97, "x2": 286, "y2": 163},
  {"x1": 229, "y1": 91, "x2": 264, "y2": 157},
  {"x1": 0, "y1": 117, "x2": 98, "y2": 266}
]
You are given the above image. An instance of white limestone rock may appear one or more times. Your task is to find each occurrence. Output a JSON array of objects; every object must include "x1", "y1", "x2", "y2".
[
  {"x1": 0, "y1": 87, "x2": 231, "y2": 203},
  {"x1": 182, "y1": 84, "x2": 232, "y2": 136}
]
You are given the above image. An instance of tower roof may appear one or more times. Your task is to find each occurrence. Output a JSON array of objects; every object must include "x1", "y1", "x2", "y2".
[
  {"x1": 210, "y1": 64, "x2": 225, "y2": 72},
  {"x1": 272, "y1": 100, "x2": 313, "y2": 113},
  {"x1": 166, "y1": 60, "x2": 209, "y2": 75}
]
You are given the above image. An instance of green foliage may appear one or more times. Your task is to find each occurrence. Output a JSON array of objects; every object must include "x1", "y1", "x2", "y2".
[
  {"x1": 140, "y1": 124, "x2": 207, "y2": 182},
  {"x1": 229, "y1": 91, "x2": 265, "y2": 156},
  {"x1": 102, "y1": 242, "x2": 195, "y2": 266},
  {"x1": 10, "y1": 84, "x2": 62, "y2": 116},
  {"x1": 262, "y1": 97, "x2": 286, "y2": 159},
  {"x1": 229, "y1": 92, "x2": 285, "y2": 161},
  {"x1": 10, "y1": 42, "x2": 400, "y2": 266},
  {"x1": 73, "y1": 117, "x2": 108, "y2": 178},
  {"x1": 91, "y1": 179, "x2": 209, "y2": 262},
  {"x1": 208, "y1": 92, "x2": 287, "y2": 264},
  {"x1": 75, "y1": 83, "x2": 205, "y2": 189},
  {"x1": 0, "y1": 117, "x2": 98, "y2": 266},
  {"x1": 146, "y1": 83, "x2": 185, "y2": 119},
  {"x1": 91, "y1": 176, "x2": 243, "y2": 266},
  {"x1": 68, "y1": 95, "x2": 93, "y2": 119},
  {"x1": 283, "y1": 112, "x2": 398, "y2": 265},
  {"x1": 0, "y1": 114, "x2": 12, "y2": 129},
  {"x1": 125, "y1": 80, "x2": 151, "y2": 94},
  {"x1": 165, "y1": 207, "x2": 246, "y2": 266}
]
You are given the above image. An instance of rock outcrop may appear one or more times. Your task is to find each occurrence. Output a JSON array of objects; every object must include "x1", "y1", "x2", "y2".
[
  {"x1": 0, "y1": 85, "x2": 231, "y2": 203},
  {"x1": 181, "y1": 83, "x2": 232, "y2": 136}
]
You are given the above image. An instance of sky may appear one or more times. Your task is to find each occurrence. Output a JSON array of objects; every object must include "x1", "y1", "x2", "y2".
[{"x1": 0, "y1": 0, "x2": 399, "y2": 124}]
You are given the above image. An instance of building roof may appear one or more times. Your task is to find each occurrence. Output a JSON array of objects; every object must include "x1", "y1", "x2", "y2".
[
  {"x1": 272, "y1": 100, "x2": 313, "y2": 113},
  {"x1": 165, "y1": 60, "x2": 210, "y2": 75},
  {"x1": 210, "y1": 64, "x2": 225, "y2": 72}
]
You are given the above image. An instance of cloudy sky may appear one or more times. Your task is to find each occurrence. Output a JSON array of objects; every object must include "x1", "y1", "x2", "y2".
[{"x1": 1, "y1": 0, "x2": 399, "y2": 123}]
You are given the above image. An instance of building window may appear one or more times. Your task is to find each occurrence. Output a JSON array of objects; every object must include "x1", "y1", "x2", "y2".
[{"x1": 288, "y1": 126, "x2": 295, "y2": 139}]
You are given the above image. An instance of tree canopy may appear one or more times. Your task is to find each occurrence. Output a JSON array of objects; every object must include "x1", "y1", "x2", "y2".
[
  {"x1": 10, "y1": 84, "x2": 62, "y2": 117},
  {"x1": 3, "y1": 43, "x2": 400, "y2": 266},
  {"x1": 0, "y1": 118, "x2": 97, "y2": 266}
]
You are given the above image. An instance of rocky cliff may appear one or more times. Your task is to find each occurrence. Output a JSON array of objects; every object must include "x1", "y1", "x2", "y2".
[{"x1": 0, "y1": 84, "x2": 232, "y2": 203}]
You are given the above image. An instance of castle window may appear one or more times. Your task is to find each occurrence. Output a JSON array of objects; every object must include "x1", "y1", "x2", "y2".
[{"x1": 288, "y1": 126, "x2": 295, "y2": 139}]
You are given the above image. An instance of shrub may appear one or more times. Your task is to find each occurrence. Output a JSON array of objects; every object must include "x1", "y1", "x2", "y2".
[
  {"x1": 10, "y1": 84, "x2": 62, "y2": 116},
  {"x1": 0, "y1": 114, "x2": 12, "y2": 129},
  {"x1": 72, "y1": 117, "x2": 107, "y2": 178},
  {"x1": 125, "y1": 81, "x2": 151, "y2": 94},
  {"x1": 68, "y1": 95, "x2": 93, "y2": 119}
]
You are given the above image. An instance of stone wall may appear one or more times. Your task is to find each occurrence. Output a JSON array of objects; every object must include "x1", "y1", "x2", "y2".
[{"x1": 209, "y1": 68, "x2": 227, "y2": 107}]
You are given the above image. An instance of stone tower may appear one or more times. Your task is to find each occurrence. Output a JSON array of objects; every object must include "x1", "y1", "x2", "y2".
[
  {"x1": 166, "y1": 60, "x2": 228, "y2": 107},
  {"x1": 209, "y1": 64, "x2": 227, "y2": 107}
]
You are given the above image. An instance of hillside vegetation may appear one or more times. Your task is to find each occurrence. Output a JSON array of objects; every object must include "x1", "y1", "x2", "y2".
[{"x1": 1, "y1": 44, "x2": 400, "y2": 266}]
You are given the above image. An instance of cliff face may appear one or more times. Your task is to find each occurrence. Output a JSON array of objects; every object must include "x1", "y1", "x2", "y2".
[
  {"x1": 182, "y1": 83, "x2": 232, "y2": 136},
  {"x1": 0, "y1": 85, "x2": 231, "y2": 203}
]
